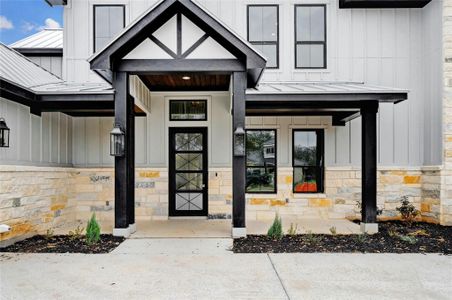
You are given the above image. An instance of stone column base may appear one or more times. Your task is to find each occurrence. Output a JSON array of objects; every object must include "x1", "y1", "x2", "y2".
[
  {"x1": 129, "y1": 223, "x2": 137, "y2": 234},
  {"x1": 113, "y1": 227, "x2": 131, "y2": 237},
  {"x1": 360, "y1": 223, "x2": 378, "y2": 234},
  {"x1": 232, "y1": 227, "x2": 246, "y2": 238}
]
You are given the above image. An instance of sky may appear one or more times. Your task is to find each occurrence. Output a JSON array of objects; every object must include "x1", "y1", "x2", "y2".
[{"x1": 0, "y1": 0, "x2": 63, "y2": 45}]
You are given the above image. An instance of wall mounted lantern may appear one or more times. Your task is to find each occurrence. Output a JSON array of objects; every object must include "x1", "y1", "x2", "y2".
[
  {"x1": 0, "y1": 118, "x2": 10, "y2": 148},
  {"x1": 110, "y1": 124, "x2": 125, "y2": 157},
  {"x1": 233, "y1": 126, "x2": 246, "y2": 157}
]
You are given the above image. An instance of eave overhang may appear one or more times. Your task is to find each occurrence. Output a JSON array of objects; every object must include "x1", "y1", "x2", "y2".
[{"x1": 339, "y1": 0, "x2": 431, "y2": 9}]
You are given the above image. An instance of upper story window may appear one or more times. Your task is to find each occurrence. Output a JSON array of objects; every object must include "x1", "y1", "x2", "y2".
[
  {"x1": 247, "y1": 5, "x2": 279, "y2": 69},
  {"x1": 94, "y1": 5, "x2": 125, "y2": 52},
  {"x1": 295, "y1": 5, "x2": 326, "y2": 69}
]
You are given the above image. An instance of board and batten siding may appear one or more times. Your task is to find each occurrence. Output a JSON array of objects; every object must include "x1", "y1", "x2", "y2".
[
  {"x1": 0, "y1": 98, "x2": 72, "y2": 166},
  {"x1": 61, "y1": 0, "x2": 443, "y2": 167},
  {"x1": 71, "y1": 92, "x2": 232, "y2": 168},
  {"x1": 27, "y1": 56, "x2": 63, "y2": 78}
]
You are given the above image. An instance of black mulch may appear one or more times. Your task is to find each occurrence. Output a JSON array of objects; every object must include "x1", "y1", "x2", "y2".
[
  {"x1": 0, "y1": 235, "x2": 125, "y2": 254},
  {"x1": 234, "y1": 221, "x2": 452, "y2": 254}
]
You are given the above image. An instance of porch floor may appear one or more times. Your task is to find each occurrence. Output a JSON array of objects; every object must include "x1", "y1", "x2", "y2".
[{"x1": 131, "y1": 218, "x2": 361, "y2": 238}]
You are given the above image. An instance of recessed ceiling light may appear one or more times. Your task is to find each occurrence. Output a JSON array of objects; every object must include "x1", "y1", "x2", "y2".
[{"x1": 182, "y1": 76, "x2": 191, "y2": 80}]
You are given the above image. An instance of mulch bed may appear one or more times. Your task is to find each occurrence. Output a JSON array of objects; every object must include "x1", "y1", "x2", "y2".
[
  {"x1": 0, "y1": 235, "x2": 125, "y2": 254},
  {"x1": 234, "y1": 221, "x2": 452, "y2": 254}
]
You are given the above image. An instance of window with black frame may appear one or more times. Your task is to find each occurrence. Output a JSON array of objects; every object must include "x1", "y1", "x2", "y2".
[
  {"x1": 170, "y1": 100, "x2": 207, "y2": 121},
  {"x1": 94, "y1": 5, "x2": 125, "y2": 52},
  {"x1": 247, "y1": 5, "x2": 279, "y2": 68},
  {"x1": 295, "y1": 5, "x2": 326, "y2": 69},
  {"x1": 293, "y1": 130, "x2": 324, "y2": 193},
  {"x1": 246, "y1": 129, "x2": 277, "y2": 193}
]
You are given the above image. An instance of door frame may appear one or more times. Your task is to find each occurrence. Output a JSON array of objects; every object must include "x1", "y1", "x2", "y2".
[{"x1": 168, "y1": 127, "x2": 208, "y2": 217}]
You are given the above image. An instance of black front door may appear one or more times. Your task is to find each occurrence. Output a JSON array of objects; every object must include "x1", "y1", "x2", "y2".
[{"x1": 169, "y1": 127, "x2": 208, "y2": 216}]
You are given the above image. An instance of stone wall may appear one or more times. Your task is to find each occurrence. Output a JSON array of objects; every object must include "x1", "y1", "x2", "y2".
[
  {"x1": 0, "y1": 164, "x2": 448, "y2": 246},
  {"x1": 442, "y1": 0, "x2": 452, "y2": 225},
  {"x1": 246, "y1": 167, "x2": 440, "y2": 223},
  {"x1": 0, "y1": 166, "x2": 77, "y2": 247}
]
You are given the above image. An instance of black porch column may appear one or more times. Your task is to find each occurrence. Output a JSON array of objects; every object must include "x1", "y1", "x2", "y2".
[
  {"x1": 232, "y1": 71, "x2": 246, "y2": 237},
  {"x1": 113, "y1": 71, "x2": 131, "y2": 236},
  {"x1": 127, "y1": 95, "x2": 135, "y2": 232},
  {"x1": 361, "y1": 101, "x2": 379, "y2": 232}
]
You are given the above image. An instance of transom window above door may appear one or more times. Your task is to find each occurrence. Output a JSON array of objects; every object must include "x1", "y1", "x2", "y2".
[
  {"x1": 247, "y1": 5, "x2": 279, "y2": 69},
  {"x1": 94, "y1": 5, "x2": 125, "y2": 52},
  {"x1": 295, "y1": 5, "x2": 327, "y2": 69},
  {"x1": 170, "y1": 100, "x2": 207, "y2": 121}
]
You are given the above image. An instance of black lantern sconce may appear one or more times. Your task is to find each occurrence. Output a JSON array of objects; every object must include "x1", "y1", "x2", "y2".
[
  {"x1": 110, "y1": 124, "x2": 125, "y2": 157},
  {"x1": 0, "y1": 118, "x2": 10, "y2": 148},
  {"x1": 233, "y1": 126, "x2": 245, "y2": 156}
]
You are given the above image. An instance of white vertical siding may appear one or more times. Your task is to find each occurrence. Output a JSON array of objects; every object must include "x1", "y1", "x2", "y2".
[
  {"x1": 0, "y1": 98, "x2": 72, "y2": 166},
  {"x1": 61, "y1": 0, "x2": 443, "y2": 167},
  {"x1": 28, "y1": 56, "x2": 63, "y2": 78}
]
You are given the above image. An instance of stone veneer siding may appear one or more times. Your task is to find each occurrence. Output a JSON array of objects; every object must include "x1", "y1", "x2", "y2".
[
  {"x1": 443, "y1": 0, "x2": 452, "y2": 225},
  {"x1": 0, "y1": 166, "x2": 77, "y2": 247},
  {"x1": 2, "y1": 164, "x2": 446, "y2": 246}
]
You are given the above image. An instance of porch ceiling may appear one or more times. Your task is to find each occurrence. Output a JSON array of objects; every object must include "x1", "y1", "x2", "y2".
[{"x1": 139, "y1": 73, "x2": 230, "y2": 91}]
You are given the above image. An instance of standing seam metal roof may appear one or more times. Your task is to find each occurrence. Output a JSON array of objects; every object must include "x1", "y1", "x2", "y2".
[
  {"x1": 0, "y1": 43, "x2": 112, "y2": 95},
  {"x1": 9, "y1": 28, "x2": 63, "y2": 49}
]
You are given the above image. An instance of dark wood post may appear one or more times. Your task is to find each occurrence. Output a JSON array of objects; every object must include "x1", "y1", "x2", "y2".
[
  {"x1": 361, "y1": 101, "x2": 378, "y2": 227},
  {"x1": 127, "y1": 95, "x2": 135, "y2": 231},
  {"x1": 113, "y1": 71, "x2": 130, "y2": 235},
  {"x1": 232, "y1": 71, "x2": 246, "y2": 237}
]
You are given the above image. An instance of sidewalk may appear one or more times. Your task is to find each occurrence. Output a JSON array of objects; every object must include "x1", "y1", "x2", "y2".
[{"x1": 1, "y1": 239, "x2": 451, "y2": 299}]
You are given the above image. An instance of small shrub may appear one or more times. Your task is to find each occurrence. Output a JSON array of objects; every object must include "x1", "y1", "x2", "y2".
[
  {"x1": 45, "y1": 228, "x2": 54, "y2": 240},
  {"x1": 68, "y1": 225, "x2": 84, "y2": 241},
  {"x1": 287, "y1": 223, "x2": 298, "y2": 236},
  {"x1": 388, "y1": 228, "x2": 398, "y2": 237},
  {"x1": 356, "y1": 233, "x2": 368, "y2": 243},
  {"x1": 86, "y1": 213, "x2": 101, "y2": 245},
  {"x1": 399, "y1": 235, "x2": 418, "y2": 245},
  {"x1": 329, "y1": 226, "x2": 337, "y2": 235},
  {"x1": 396, "y1": 196, "x2": 420, "y2": 226},
  {"x1": 305, "y1": 230, "x2": 321, "y2": 245},
  {"x1": 267, "y1": 214, "x2": 283, "y2": 239},
  {"x1": 355, "y1": 200, "x2": 383, "y2": 216},
  {"x1": 408, "y1": 229, "x2": 428, "y2": 237}
]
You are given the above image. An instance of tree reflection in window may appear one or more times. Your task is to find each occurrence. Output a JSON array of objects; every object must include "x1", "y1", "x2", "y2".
[
  {"x1": 246, "y1": 130, "x2": 277, "y2": 193},
  {"x1": 293, "y1": 130, "x2": 324, "y2": 193}
]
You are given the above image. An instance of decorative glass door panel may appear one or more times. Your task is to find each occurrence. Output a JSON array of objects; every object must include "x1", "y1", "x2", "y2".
[{"x1": 169, "y1": 128, "x2": 208, "y2": 216}]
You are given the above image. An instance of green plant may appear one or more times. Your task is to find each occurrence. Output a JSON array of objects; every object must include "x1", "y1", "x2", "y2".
[
  {"x1": 329, "y1": 226, "x2": 337, "y2": 235},
  {"x1": 267, "y1": 214, "x2": 283, "y2": 239},
  {"x1": 45, "y1": 228, "x2": 54, "y2": 240},
  {"x1": 305, "y1": 230, "x2": 321, "y2": 245},
  {"x1": 68, "y1": 225, "x2": 84, "y2": 240},
  {"x1": 388, "y1": 228, "x2": 398, "y2": 237},
  {"x1": 399, "y1": 235, "x2": 418, "y2": 245},
  {"x1": 86, "y1": 213, "x2": 101, "y2": 245},
  {"x1": 356, "y1": 233, "x2": 368, "y2": 243},
  {"x1": 287, "y1": 223, "x2": 298, "y2": 236},
  {"x1": 355, "y1": 200, "x2": 383, "y2": 216},
  {"x1": 396, "y1": 196, "x2": 420, "y2": 226}
]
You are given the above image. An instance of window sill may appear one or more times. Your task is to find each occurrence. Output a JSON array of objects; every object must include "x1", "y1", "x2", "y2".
[{"x1": 293, "y1": 193, "x2": 327, "y2": 198}]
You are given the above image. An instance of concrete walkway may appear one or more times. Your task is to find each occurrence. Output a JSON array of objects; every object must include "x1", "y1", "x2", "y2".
[
  {"x1": 1, "y1": 239, "x2": 451, "y2": 299},
  {"x1": 130, "y1": 219, "x2": 360, "y2": 238}
]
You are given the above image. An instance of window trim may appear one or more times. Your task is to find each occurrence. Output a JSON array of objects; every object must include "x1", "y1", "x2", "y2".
[
  {"x1": 169, "y1": 99, "x2": 208, "y2": 121},
  {"x1": 292, "y1": 129, "x2": 324, "y2": 194},
  {"x1": 247, "y1": 4, "x2": 279, "y2": 69},
  {"x1": 93, "y1": 4, "x2": 126, "y2": 53},
  {"x1": 294, "y1": 4, "x2": 327, "y2": 69},
  {"x1": 245, "y1": 129, "x2": 278, "y2": 194}
]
